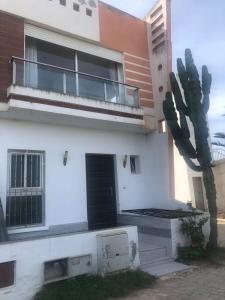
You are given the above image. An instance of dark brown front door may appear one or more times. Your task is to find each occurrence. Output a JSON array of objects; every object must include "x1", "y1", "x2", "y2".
[{"x1": 86, "y1": 154, "x2": 117, "y2": 230}]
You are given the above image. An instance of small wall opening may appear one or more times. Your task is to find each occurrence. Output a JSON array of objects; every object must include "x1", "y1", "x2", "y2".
[
  {"x1": 44, "y1": 258, "x2": 68, "y2": 283},
  {"x1": 130, "y1": 156, "x2": 141, "y2": 174},
  {"x1": 158, "y1": 120, "x2": 167, "y2": 133},
  {"x1": 60, "y1": 0, "x2": 66, "y2": 6},
  {"x1": 0, "y1": 261, "x2": 15, "y2": 289},
  {"x1": 86, "y1": 8, "x2": 93, "y2": 17},
  {"x1": 73, "y1": 3, "x2": 80, "y2": 11}
]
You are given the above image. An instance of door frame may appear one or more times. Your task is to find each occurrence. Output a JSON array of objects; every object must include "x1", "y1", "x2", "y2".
[{"x1": 85, "y1": 153, "x2": 118, "y2": 230}]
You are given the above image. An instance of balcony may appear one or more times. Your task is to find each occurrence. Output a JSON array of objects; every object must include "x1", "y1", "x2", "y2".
[
  {"x1": 11, "y1": 57, "x2": 139, "y2": 108},
  {"x1": 4, "y1": 57, "x2": 152, "y2": 132}
]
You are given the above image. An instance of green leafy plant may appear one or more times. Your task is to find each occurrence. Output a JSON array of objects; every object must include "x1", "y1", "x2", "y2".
[
  {"x1": 180, "y1": 213, "x2": 209, "y2": 247},
  {"x1": 178, "y1": 213, "x2": 209, "y2": 261},
  {"x1": 177, "y1": 246, "x2": 207, "y2": 260}
]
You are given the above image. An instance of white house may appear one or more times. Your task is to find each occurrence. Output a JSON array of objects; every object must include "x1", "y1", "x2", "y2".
[{"x1": 0, "y1": 1, "x2": 207, "y2": 299}]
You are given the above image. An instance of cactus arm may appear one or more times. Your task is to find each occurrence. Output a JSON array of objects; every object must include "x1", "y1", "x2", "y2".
[
  {"x1": 163, "y1": 93, "x2": 197, "y2": 159},
  {"x1": 179, "y1": 112, "x2": 190, "y2": 139},
  {"x1": 170, "y1": 72, "x2": 189, "y2": 116},
  {"x1": 183, "y1": 157, "x2": 202, "y2": 172},
  {"x1": 185, "y1": 49, "x2": 200, "y2": 82},
  {"x1": 177, "y1": 58, "x2": 191, "y2": 112},
  {"x1": 202, "y1": 65, "x2": 212, "y2": 113},
  {"x1": 185, "y1": 49, "x2": 202, "y2": 108}
]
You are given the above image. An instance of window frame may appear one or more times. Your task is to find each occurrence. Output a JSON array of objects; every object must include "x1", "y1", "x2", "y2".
[
  {"x1": 8, "y1": 150, "x2": 44, "y2": 192},
  {"x1": 7, "y1": 150, "x2": 45, "y2": 228},
  {"x1": 25, "y1": 36, "x2": 121, "y2": 88}
]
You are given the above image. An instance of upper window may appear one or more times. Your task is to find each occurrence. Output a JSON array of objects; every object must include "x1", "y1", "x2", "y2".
[
  {"x1": 73, "y1": 3, "x2": 80, "y2": 11},
  {"x1": 78, "y1": 52, "x2": 117, "y2": 80},
  {"x1": 25, "y1": 37, "x2": 121, "y2": 102},
  {"x1": 78, "y1": 52, "x2": 118, "y2": 101},
  {"x1": 6, "y1": 150, "x2": 45, "y2": 228},
  {"x1": 60, "y1": 0, "x2": 66, "y2": 6},
  {"x1": 86, "y1": 8, "x2": 93, "y2": 17}
]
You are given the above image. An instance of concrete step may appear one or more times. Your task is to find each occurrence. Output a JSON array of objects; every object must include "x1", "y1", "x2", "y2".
[
  {"x1": 139, "y1": 245, "x2": 167, "y2": 265},
  {"x1": 141, "y1": 256, "x2": 172, "y2": 268},
  {"x1": 139, "y1": 234, "x2": 172, "y2": 257},
  {"x1": 141, "y1": 258, "x2": 191, "y2": 277}
]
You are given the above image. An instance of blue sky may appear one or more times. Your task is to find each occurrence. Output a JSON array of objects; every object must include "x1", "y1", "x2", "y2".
[{"x1": 102, "y1": 0, "x2": 225, "y2": 136}]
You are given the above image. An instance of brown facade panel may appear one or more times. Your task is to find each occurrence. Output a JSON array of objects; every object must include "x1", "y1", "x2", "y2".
[
  {"x1": 124, "y1": 55, "x2": 150, "y2": 68},
  {"x1": 140, "y1": 99, "x2": 154, "y2": 108},
  {"x1": 125, "y1": 62, "x2": 151, "y2": 76},
  {"x1": 126, "y1": 80, "x2": 152, "y2": 91},
  {"x1": 0, "y1": 12, "x2": 24, "y2": 102},
  {"x1": 125, "y1": 71, "x2": 152, "y2": 84},
  {"x1": 140, "y1": 90, "x2": 153, "y2": 99},
  {"x1": 99, "y1": 2, "x2": 149, "y2": 59}
]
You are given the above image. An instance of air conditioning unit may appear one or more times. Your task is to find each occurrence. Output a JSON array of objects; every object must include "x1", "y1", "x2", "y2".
[{"x1": 97, "y1": 231, "x2": 130, "y2": 274}]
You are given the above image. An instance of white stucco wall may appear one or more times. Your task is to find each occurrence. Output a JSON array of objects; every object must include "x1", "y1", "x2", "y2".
[
  {"x1": 0, "y1": 0, "x2": 100, "y2": 42},
  {"x1": 214, "y1": 159, "x2": 225, "y2": 212},
  {"x1": 173, "y1": 119, "x2": 205, "y2": 208},
  {"x1": 0, "y1": 226, "x2": 139, "y2": 300},
  {"x1": 0, "y1": 119, "x2": 171, "y2": 232}
]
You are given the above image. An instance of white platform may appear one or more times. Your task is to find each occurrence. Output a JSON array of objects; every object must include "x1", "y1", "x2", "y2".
[{"x1": 139, "y1": 234, "x2": 190, "y2": 277}]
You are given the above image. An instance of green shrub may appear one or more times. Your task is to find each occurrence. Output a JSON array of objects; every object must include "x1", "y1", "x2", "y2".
[
  {"x1": 179, "y1": 211, "x2": 208, "y2": 248},
  {"x1": 177, "y1": 246, "x2": 207, "y2": 261}
]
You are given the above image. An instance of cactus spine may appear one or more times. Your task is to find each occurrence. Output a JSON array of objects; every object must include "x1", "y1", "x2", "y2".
[{"x1": 163, "y1": 49, "x2": 217, "y2": 248}]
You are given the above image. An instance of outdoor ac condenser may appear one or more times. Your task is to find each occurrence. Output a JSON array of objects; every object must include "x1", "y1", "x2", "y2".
[{"x1": 97, "y1": 231, "x2": 130, "y2": 274}]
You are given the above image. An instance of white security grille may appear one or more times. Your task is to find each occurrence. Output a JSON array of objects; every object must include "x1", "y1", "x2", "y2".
[{"x1": 6, "y1": 150, "x2": 45, "y2": 227}]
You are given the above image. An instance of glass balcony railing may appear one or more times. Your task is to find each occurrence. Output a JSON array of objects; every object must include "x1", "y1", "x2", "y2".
[{"x1": 11, "y1": 57, "x2": 140, "y2": 108}]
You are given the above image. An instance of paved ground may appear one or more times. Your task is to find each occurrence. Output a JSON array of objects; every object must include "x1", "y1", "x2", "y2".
[{"x1": 117, "y1": 265, "x2": 225, "y2": 300}]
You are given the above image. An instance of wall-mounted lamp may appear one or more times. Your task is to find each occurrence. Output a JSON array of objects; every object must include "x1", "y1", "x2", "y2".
[
  {"x1": 123, "y1": 155, "x2": 128, "y2": 168},
  {"x1": 63, "y1": 151, "x2": 68, "y2": 166}
]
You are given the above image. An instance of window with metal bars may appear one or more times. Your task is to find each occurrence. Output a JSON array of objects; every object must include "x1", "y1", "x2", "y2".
[
  {"x1": 130, "y1": 156, "x2": 141, "y2": 174},
  {"x1": 6, "y1": 150, "x2": 45, "y2": 228}
]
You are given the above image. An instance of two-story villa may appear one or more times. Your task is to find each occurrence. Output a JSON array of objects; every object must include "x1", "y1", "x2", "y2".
[{"x1": 0, "y1": 1, "x2": 201, "y2": 299}]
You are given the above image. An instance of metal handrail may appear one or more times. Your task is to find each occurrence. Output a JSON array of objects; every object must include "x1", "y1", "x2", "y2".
[{"x1": 10, "y1": 56, "x2": 139, "y2": 90}]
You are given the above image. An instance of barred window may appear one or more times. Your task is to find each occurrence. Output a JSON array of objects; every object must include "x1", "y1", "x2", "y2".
[{"x1": 6, "y1": 150, "x2": 45, "y2": 227}]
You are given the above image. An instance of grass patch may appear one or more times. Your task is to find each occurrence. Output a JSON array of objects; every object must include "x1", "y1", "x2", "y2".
[
  {"x1": 177, "y1": 247, "x2": 225, "y2": 266},
  {"x1": 34, "y1": 270, "x2": 155, "y2": 300},
  {"x1": 205, "y1": 248, "x2": 225, "y2": 265}
]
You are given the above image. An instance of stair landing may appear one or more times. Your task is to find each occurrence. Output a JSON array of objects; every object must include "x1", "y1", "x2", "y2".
[{"x1": 139, "y1": 240, "x2": 190, "y2": 277}]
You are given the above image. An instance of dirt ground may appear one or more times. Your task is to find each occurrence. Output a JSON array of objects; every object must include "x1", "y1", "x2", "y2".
[{"x1": 116, "y1": 263, "x2": 225, "y2": 300}]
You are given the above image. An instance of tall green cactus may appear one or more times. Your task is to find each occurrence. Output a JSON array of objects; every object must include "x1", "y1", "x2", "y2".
[{"x1": 163, "y1": 49, "x2": 217, "y2": 248}]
